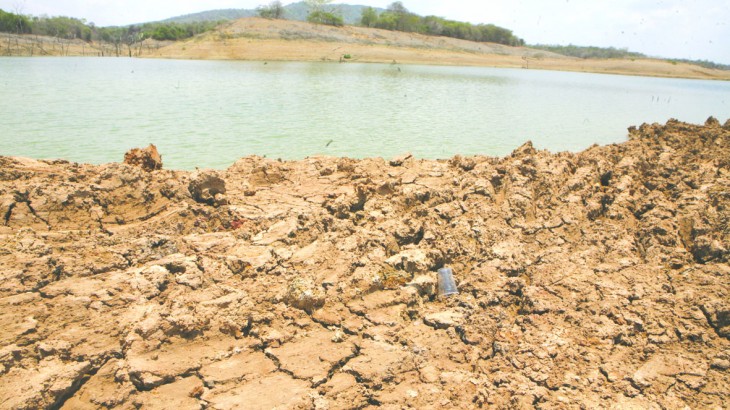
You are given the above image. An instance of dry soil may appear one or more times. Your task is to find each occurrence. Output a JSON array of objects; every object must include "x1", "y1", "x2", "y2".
[{"x1": 1, "y1": 118, "x2": 729, "y2": 409}]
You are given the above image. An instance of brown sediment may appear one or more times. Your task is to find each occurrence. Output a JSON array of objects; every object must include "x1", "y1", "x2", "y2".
[{"x1": 0, "y1": 118, "x2": 729, "y2": 408}]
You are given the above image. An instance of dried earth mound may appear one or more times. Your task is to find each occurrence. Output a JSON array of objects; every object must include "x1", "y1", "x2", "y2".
[{"x1": 0, "y1": 119, "x2": 729, "y2": 409}]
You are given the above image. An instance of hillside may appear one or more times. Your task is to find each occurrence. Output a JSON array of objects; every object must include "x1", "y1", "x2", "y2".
[
  {"x1": 161, "y1": 8, "x2": 257, "y2": 24},
  {"x1": 148, "y1": 18, "x2": 730, "y2": 81},
  {"x1": 162, "y1": 1, "x2": 381, "y2": 25}
]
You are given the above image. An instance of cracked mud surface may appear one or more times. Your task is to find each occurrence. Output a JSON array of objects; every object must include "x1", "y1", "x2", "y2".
[{"x1": 1, "y1": 118, "x2": 729, "y2": 409}]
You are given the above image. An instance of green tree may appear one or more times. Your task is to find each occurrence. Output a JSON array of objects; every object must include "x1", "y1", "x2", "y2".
[
  {"x1": 305, "y1": 0, "x2": 343, "y2": 26},
  {"x1": 257, "y1": 1, "x2": 285, "y2": 19},
  {"x1": 386, "y1": 1, "x2": 413, "y2": 31},
  {"x1": 387, "y1": 1, "x2": 408, "y2": 16},
  {"x1": 306, "y1": 0, "x2": 333, "y2": 12},
  {"x1": 360, "y1": 7, "x2": 378, "y2": 27},
  {"x1": 307, "y1": 10, "x2": 343, "y2": 26},
  {"x1": 0, "y1": 9, "x2": 31, "y2": 34}
]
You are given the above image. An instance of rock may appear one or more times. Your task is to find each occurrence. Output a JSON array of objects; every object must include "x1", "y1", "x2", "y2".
[
  {"x1": 385, "y1": 249, "x2": 432, "y2": 273},
  {"x1": 701, "y1": 303, "x2": 730, "y2": 338},
  {"x1": 389, "y1": 153, "x2": 412, "y2": 166},
  {"x1": 188, "y1": 171, "x2": 227, "y2": 206},
  {"x1": 631, "y1": 355, "x2": 704, "y2": 389},
  {"x1": 284, "y1": 277, "x2": 325, "y2": 313},
  {"x1": 704, "y1": 116, "x2": 720, "y2": 127},
  {"x1": 123, "y1": 144, "x2": 162, "y2": 172},
  {"x1": 423, "y1": 310, "x2": 464, "y2": 329},
  {"x1": 449, "y1": 155, "x2": 477, "y2": 171},
  {"x1": 199, "y1": 351, "x2": 276, "y2": 385},
  {"x1": 203, "y1": 373, "x2": 312, "y2": 409},
  {"x1": 0, "y1": 358, "x2": 92, "y2": 409},
  {"x1": 343, "y1": 340, "x2": 408, "y2": 383},
  {"x1": 266, "y1": 329, "x2": 356, "y2": 384},
  {"x1": 711, "y1": 359, "x2": 730, "y2": 371},
  {"x1": 125, "y1": 338, "x2": 242, "y2": 390},
  {"x1": 131, "y1": 376, "x2": 204, "y2": 409},
  {"x1": 510, "y1": 140, "x2": 537, "y2": 157},
  {"x1": 407, "y1": 274, "x2": 437, "y2": 297}
]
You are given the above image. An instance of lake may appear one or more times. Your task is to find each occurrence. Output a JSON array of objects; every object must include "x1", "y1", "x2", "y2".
[{"x1": 1, "y1": 57, "x2": 728, "y2": 170}]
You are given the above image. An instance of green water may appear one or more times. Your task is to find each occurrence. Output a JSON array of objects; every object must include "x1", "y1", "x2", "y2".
[{"x1": 1, "y1": 57, "x2": 728, "y2": 169}]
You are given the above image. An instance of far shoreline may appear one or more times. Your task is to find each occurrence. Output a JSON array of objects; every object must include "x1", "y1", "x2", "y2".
[
  {"x1": 146, "y1": 53, "x2": 730, "y2": 82},
  {"x1": 3, "y1": 18, "x2": 730, "y2": 82},
  {"x1": 4, "y1": 48, "x2": 727, "y2": 83}
]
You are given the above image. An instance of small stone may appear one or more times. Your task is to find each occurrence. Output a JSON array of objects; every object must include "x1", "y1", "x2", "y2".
[
  {"x1": 423, "y1": 310, "x2": 464, "y2": 329},
  {"x1": 331, "y1": 330, "x2": 346, "y2": 343},
  {"x1": 188, "y1": 171, "x2": 227, "y2": 206},
  {"x1": 704, "y1": 116, "x2": 720, "y2": 127},
  {"x1": 284, "y1": 277, "x2": 325, "y2": 313},
  {"x1": 449, "y1": 155, "x2": 476, "y2": 171},
  {"x1": 711, "y1": 358, "x2": 730, "y2": 371},
  {"x1": 407, "y1": 274, "x2": 436, "y2": 297},
  {"x1": 389, "y1": 153, "x2": 412, "y2": 167},
  {"x1": 419, "y1": 365, "x2": 439, "y2": 383},
  {"x1": 386, "y1": 249, "x2": 432, "y2": 273}
]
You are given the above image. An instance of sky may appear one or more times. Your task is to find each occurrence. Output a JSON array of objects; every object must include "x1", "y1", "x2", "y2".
[{"x1": 0, "y1": 0, "x2": 728, "y2": 64}]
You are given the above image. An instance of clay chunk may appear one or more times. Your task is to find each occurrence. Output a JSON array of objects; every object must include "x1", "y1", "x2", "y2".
[
  {"x1": 188, "y1": 171, "x2": 227, "y2": 206},
  {"x1": 123, "y1": 144, "x2": 163, "y2": 172}
]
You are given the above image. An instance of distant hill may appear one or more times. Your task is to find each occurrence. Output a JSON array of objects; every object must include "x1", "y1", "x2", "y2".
[
  {"x1": 161, "y1": 2, "x2": 383, "y2": 25},
  {"x1": 162, "y1": 9, "x2": 257, "y2": 24}
]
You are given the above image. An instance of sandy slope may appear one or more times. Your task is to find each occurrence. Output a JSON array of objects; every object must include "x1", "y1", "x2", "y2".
[
  {"x1": 148, "y1": 18, "x2": 730, "y2": 81},
  {"x1": 1, "y1": 118, "x2": 729, "y2": 408}
]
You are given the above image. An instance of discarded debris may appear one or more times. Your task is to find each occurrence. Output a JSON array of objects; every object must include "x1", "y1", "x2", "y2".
[{"x1": 437, "y1": 267, "x2": 459, "y2": 297}]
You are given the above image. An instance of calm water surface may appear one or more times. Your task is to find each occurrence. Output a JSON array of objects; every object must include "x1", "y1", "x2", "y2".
[{"x1": 1, "y1": 57, "x2": 728, "y2": 169}]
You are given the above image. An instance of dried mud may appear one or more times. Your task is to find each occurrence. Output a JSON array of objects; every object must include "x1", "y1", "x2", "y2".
[{"x1": 1, "y1": 119, "x2": 729, "y2": 409}]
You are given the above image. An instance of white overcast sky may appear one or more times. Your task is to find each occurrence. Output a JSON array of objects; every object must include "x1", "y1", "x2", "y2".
[{"x1": 1, "y1": 0, "x2": 728, "y2": 64}]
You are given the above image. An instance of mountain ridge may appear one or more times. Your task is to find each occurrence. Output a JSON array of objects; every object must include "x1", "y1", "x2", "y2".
[{"x1": 161, "y1": 1, "x2": 382, "y2": 25}]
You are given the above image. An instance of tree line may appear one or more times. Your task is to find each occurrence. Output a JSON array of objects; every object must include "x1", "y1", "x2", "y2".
[
  {"x1": 530, "y1": 44, "x2": 646, "y2": 59},
  {"x1": 5, "y1": 2, "x2": 523, "y2": 48},
  {"x1": 0, "y1": 8, "x2": 219, "y2": 42},
  {"x1": 530, "y1": 44, "x2": 730, "y2": 70},
  {"x1": 359, "y1": 2, "x2": 524, "y2": 46},
  {"x1": 255, "y1": 1, "x2": 524, "y2": 46}
]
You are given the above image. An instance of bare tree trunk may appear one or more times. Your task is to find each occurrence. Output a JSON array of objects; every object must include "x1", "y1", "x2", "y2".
[{"x1": 37, "y1": 36, "x2": 48, "y2": 55}]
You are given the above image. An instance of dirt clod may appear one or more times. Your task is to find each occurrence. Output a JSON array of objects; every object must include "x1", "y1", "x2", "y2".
[
  {"x1": 123, "y1": 144, "x2": 162, "y2": 172},
  {"x1": 188, "y1": 171, "x2": 227, "y2": 206}
]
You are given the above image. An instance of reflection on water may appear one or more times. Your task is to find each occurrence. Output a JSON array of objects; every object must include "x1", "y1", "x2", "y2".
[{"x1": 0, "y1": 57, "x2": 727, "y2": 169}]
